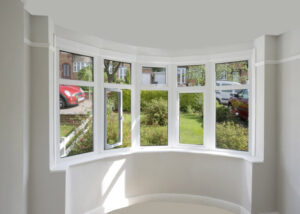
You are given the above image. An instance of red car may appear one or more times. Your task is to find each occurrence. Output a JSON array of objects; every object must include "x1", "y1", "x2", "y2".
[
  {"x1": 228, "y1": 89, "x2": 248, "y2": 120},
  {"x1": 59, "y1": 85, "x2": 85, "y2": 108}
]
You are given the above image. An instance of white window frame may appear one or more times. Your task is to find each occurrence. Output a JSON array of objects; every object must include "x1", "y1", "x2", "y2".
[
  {"x1": 101, "y1": 57, "x2": 135, "y2": 154},
  {"x1": 174, "y1": 63, "x2": 208, "y2": 149},
  {"x1": 51, "y1": 44, "x2": 100, "y2": 170},
  {"x1": 211, "y1": 54, "x2": 255, "y2": 156},
  {"x1": 50, "y1": 36, "x2": 259, "y2": 171},
  {"x1": 138, "y1": 64, "x2": 170, "y2": 149}
]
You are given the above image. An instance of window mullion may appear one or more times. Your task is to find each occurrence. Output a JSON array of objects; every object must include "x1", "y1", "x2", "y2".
[
  {"x1": 168, "y1": 64, "x2": 177, "y2": 147},
  {"x1": 206, "y1": 61, "x2": 216, "y2": 150}
]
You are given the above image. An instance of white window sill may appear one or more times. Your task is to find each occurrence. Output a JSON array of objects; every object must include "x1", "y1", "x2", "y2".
[{"x1": 50, "y1": 146, "x2": 263, "y2": 172}]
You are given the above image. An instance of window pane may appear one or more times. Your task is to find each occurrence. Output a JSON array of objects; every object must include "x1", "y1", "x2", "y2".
[
  {"x1": 142, "y1": 67, "x2": 166, "y2": 85},
  {"x1": 177, "y1": 65, "x2": 205, "y2": 87},
  {"x1": 59, "y1": 51, "x2": 93, "y2": 81},
  {"x1": 179, "y1": 93, "x2": 204, "y2": 145},
  {"x1": 215, "y1": 60, "x2": 248, "y2": 85},
  {"x1": 216, "y1": 89, "x2": 248, "y2": 151},
  {"x1": 59, "y1": 85, "x2": 93, "y2": 157},
  {"x1": 105, "y1": 90, "x2": 121, "y2": 145},
  {"x1": 104, "y1": 59, "x2": 131, "y2": 84},
  {"x1": 216, "y1": 89, "x2": 242, "y2": 105},
  {"x1": 140, "y1": 91, "x2": 168, "y2": 146}
]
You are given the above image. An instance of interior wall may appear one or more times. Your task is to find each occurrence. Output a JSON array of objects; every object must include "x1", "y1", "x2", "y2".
[
  {"x1": 1, "y1": 3, "x2": 299, "y2": 213},
  {"x1": 25, "y1": 14, "x2": 66, "y2": 214},
  {"x1": 0, "y1": 0, "x2": 26, "y2": 213},
  {"x1": 251, "y1": 36, "x2": 278, "y2": 214},
  {"x1": 66, "y1": 153, "x2": 252, "y2": 214},
  {"x1": 276, "y1": 29, "x2": 300, "y2": 214}
]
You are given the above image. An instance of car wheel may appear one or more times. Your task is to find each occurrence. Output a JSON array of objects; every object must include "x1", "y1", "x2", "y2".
[{"x1": 60, "y1": 97, "x2": 66, "y2": 109}]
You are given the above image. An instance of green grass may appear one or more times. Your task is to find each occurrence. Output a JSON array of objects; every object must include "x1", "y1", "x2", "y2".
[
  {"x1": 60, "y1": 125, "x2": 76, "y2": 137},
  {"x1": 180, "y1": 112, "x2": 203, "y2": 145},
  {"x1": 108, "y1": 112, "x2": 131, "y2": 149},
  {"x1": 106, "y1": 112, "x2": 120, "y2": 145}
]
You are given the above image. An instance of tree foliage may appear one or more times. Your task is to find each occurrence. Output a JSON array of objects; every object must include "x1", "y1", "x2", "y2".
[{"x1": 215, "y1": 61, "x2": 248, "y2": 84}]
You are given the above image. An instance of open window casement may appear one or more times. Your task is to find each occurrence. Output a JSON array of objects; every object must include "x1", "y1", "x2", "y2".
[{"x1": 104, "y1": 88, "x2": 123, "y2": 150}]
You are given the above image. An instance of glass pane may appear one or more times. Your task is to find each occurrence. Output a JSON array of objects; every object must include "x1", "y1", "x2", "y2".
[
  {"x1": 106, "y1": 90, "x2": 121, "y2": 145},
  {"x1": 59, "y1": 85, "x2": 93, "y2": 157},
  {"x1": 179, "y1": 93, "x2": 203, "y2": 145},
  {"x1": 216, "y1": 89, "x2": 248, "y2": 151},
  {"x1": 104, "y1": 59, "x2": 131, "y2": 84},
  {"x1": 177, "y1": 65, "x2": 205, "y2": 87},
  {"x1": 142, "y1": 67, "x2": 166, "y2": 85},
  {"x1": 113, "y1": 89, "x2": 131, "y2": 149},
  {"x1": 215, "y1": 60, "x2": 248, "y2": 85},
  {"x1": 216, "y1": 89, "x2": 242, "y2": 105},
  {"x1": 59, "y1": 51, "x2": 93, "y2": 81},
  {"x1": 140, "y1": 91, "x2": 168, "y2": 146}
]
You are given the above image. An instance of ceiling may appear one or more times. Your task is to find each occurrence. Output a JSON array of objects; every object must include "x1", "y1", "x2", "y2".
[{"x1": 25, "y1": 0, "x2": 300, "y2": 50}]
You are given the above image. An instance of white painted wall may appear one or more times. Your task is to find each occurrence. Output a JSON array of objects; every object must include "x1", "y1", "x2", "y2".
[
  {"x1": 1, "y1": 3, "x2": 299, "y2": 213},
  {"x1": 0, "y1": 0, "x2": 27, "y2": 213},
  {"x1": 109, "y1": 201, "x2": 235, "y2": 214},
  {"x1": 276, "y1": 29, "x2": 300, "y2": 214},
  {"x1": 66, "y1": 153, "x2": 252, "y2": 214},
  {"x1": 24, "y1": 14, "x2": 66, "y2": 214},
  {"x1": 251, "y1": 36, "x2": 278, "y2": 214}
]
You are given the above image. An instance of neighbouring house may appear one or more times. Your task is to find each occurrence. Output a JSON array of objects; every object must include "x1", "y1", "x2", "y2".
[
  {"x1": 59, "y1": 51, "x2": 92, "y2": 80},
  {"x1": 142, "y1": 67, "x2": 166, "y2": 84},
  {"x1": 117, "y1": 62, "x2": 130, "y2": 81}
]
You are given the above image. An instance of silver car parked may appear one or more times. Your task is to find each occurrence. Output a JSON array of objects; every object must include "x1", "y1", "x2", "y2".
[{"x1": 216, "y1": 81, "x2": 241, "y2": 105}]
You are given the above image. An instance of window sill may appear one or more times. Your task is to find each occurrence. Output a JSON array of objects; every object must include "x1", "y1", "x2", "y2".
[{"x1": 50, "y1": 146, "x2": 263, "y2": 172}]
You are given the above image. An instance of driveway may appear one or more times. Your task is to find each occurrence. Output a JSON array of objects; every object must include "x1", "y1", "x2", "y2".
[{"x1": 60, "y1": 99, "x2": 92, "y2": 115}]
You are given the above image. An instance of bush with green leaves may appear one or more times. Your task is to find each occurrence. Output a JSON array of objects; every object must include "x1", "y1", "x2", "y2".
[
  {"x1": 216, "y1": 102, "x2": 231, "y2": 122},
  {"x1": 180, "y1": 93, "x2": 203, "y2": 114},
  {"x1": 143, "y1": 97, "x2": 168, "y2": 126},
  {"x1": 140, "y1": 91, "x2": 168, "y2": 111},
  {"x1": 215, "y1": 61, "x2": 248, "y2": 84},
  {"x1": 78, "y1": 65, "x2": 93, "y2": 81},
  {"x1": 122, "y1": 89, "x2": 131, "y2": 112},
  {"x1": 216, "y1": 121, "x2": 248, "y2": 151},
  {"x1": 140, "y1": 126, "x2": 167, "y2": 146},
  {"x1": 67, "y1": 121, "x2": 93, "y2": 156}
]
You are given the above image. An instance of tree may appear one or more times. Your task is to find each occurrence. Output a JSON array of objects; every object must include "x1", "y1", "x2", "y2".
[
  {"x1": 78, "y1": 65, "x2": 93, "y2": 81},
  {"x1": 104, "y1": 60, "x2": 121, "y2": 83}
]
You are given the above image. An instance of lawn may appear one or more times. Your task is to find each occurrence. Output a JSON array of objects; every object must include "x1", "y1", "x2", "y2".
[
  {"x1": 107, "y1": 112, "x2": 132, "y2": 148},
  {"x1": 60, "y1": 124, "x2": 76, "y2": 137},
  {"x1": 180, "y1": 112, "x2": 203, "y2": 145}
]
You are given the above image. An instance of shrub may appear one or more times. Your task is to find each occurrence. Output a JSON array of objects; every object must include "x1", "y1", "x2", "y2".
[
  {"x1": 180, "y1": 93, "x2": 203, "y2": 114},
  {"x1": 78, "y1": 65, "x2": 93, "y2": 89},
  {"x1": 141, "y1": 126, "x2": 168, "y2": 146},
  {"x1": 125, "y1": 68, "x2": 131, "y2": 84},
  {"x1": 216, "y1": 121, "x2": 248, "y2": 151},
  {"x1": 67, "y1": 121, "x2": 93, "y2": 156},
  {"x1": 140, "y1": 91, "x2": 168, "y2": 111},
  {"x1": 106, "y1": 112, "x2": 119, "y2": 144},
  {"x1": 216, "y1": 103, "x2": 230, "y2": 122},
  {"x1": 143, "y1": 97, "x2": 168, "y2": 126},
  {"x1": 122, "y1": 89, "x2": 131, "y2": 112},
  {"x1": 186, "y1": 105, "x2": 193, "y2": 114}
]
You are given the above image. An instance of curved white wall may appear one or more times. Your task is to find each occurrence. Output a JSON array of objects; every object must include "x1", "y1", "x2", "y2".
[
  {"x1": 66, "y1": 152, "x2": 252, "y2": 214},
  {"x1": 108, "y1": 201, "x2": 236, "y2": 214}
]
